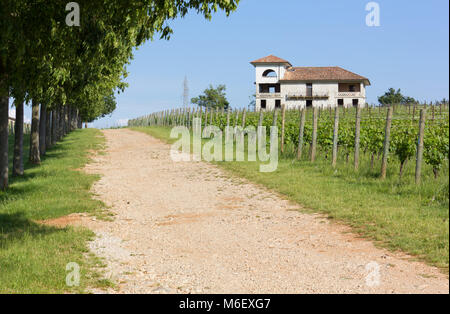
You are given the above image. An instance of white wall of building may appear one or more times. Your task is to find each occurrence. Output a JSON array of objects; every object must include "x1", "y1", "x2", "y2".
[
  {"x1": 255, "y1": 64, "x2": 286, "y2": 84},
  {"x1": 254, "y1": 65, "x2": 367, "y2": 111}
]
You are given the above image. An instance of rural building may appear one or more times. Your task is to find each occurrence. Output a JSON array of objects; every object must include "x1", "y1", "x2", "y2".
[{"x1": 251, "y1": 55, "x2": 370, "y2": 110}]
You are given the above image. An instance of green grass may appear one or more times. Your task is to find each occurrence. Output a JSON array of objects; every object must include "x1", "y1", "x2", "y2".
[
  {"x1": 0, "y1": 129, "x2": 108, "y2": 293},
  {"x1": 132, "y1": 126, "x2": 449, "y2": 271}
]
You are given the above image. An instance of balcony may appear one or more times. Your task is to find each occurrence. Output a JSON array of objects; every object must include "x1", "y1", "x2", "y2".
[
  {"x1": 285, "y1": 93, "x2": 329, "y2": 100},
  {"x1": 337, "y1": 92, "x2": 363, "y2": 97},
  {"x1": 256, "y1": 92, "x2": 281, "y2": 99}
]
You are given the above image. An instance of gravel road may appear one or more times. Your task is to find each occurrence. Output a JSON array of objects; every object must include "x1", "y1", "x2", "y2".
[{"x1": 80, "y1": 129, "x2": 448, "y2": 294}]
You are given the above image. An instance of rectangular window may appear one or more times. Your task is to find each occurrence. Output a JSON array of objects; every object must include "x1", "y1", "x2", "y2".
[
  {"x1": 259, "y1": 84, "x2": 280, "y2": 94},
  {"x1": 261, "y1": 100, "x2": 267, "y2": 109},
  {"x1": 338, "y1": 99, "x2": 344, "y2": 106},
  {"x1": 306, "y1": 83, "x2": 313, "y2": 97},
  {"x1": 352, "y1": 99, "x2": 359, "y2": 106},
  {"x1": 306, "y1": 100, "x2": 313, "y2": 107},
  {"x1": 275, "y1": 99, "x2": 281, "y2": 108},
  {"x1": 349, "y1": 85, "x2": 355, "y2": 92}
]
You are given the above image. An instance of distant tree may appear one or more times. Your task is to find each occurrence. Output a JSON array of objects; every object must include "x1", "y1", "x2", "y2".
[
  {"x1": 191, "y1": 84, "x2": 229, "y2": 109},
  {"x1": 378, "y1": 88, "x2": 417, "y2": 106},
  {"x1": 403, "y1": 96, "x2": 417, "y2": 104}
]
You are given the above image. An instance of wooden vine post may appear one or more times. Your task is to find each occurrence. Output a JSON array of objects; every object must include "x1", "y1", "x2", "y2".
[
  {"x1": 242, "y1": 108, "x2": 246, "y2": 128},
  {"x1": 431, "y1": 104, "x2": 435, "y2": 123},
  {"x1": 354, "y1": 105, "x2": 361, "y2": 171},
  {"x1": 204, "y1": 108, "x2": 209, "y2": 127},
  {"x1": 332, "y1": 106, "x2": 339, "y2": 168},
  {"x1": 415, "y1": 109, "x2": 426, "y2": 185},
  {"x1": 210, "y1": 107, "x2": 214, "y2": 125},
  {"x1": 380, "y1": 106, "x2": 394, "y2": 179},
  {"x1": 272, "y1": 108, "x2": 278, "y2": 127},
  {"x1": 310, "y1": 107, "x2": 318, "y2": 162},
  {"x1": 297, "y1": 107, "x2": 306, "y2": 160},
  {"x1": 258, "y1": 108, "x2": 263, "y2": 127},
  {"x1": 280, "y1": 104, "x2": 286, "y2": 153}
]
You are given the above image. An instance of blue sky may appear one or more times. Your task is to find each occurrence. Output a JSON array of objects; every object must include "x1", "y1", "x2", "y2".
[{"x1": 14, "y1": 0, "x2": 450, "y2": 127}]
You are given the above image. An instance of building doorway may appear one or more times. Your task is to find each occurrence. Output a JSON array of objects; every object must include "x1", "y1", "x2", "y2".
[
  {"x1": 261, "y1": 100, "x2": 267, "y2": 110},
  {"x1": 275, "y1": 99, "x2": 281, "y2": 109}
]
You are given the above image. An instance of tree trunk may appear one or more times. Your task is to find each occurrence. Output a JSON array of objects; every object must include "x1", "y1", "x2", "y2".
[
  {"x1": 39, "y1": 102, "x2": 47, "y2": 156},
  {"x1": 74, "y1": 108, "x2": 77, "y2": 129},
  {"x1": 399, "y1": 159, "x2": 408, "y2": 178},
  {"x1": 29, "y1": 99, "x2": 41, "y2": 164},
  {"x1": 45, "y1": 108, "x2": 51, "y2": 150},
  {"x1": 59, "y1": 106, "x2": 65, "y2": 138},
  {"x1": 67, "y1": 106, "x2": 72, "y2": 132},
  {"x1": 0, "y1": 91, "x2": 8, "y2": 190},
  {"x1": 74, "y1": 108, "x2": 79, "y2": 129},
  {"x1": 51, "y1": 109, "x2": 57, "y2": 146},
  {"x1": 61, "y1": 106, "x2": 66, "y2": 135},
  {"x1": 64, "y1": 106, "x2": 69, "y2": 135},
  {"x1": 433, "y1": 168, "x2": 439, "y2": 179},
  {"x1": 13, "y1": 99, "x2": 24, "y2": 176},
  {"x1": 370, "y1": 153, "x2": 375, "y2": 170}
]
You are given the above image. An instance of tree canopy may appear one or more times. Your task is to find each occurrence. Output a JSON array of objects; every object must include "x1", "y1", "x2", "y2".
[
  {"x1": 0, "y1": 0, "x2": 240, "y2": 189},
  {"x1": 191, "y1": 84, "x2": 230, "y2": 109},
  {"x1": 378, "y1": 88, "x2": 417, "y2": 106}
]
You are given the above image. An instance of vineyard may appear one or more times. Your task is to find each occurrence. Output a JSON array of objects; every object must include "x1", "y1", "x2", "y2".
[
  {"x1": 129, "y1": 102, "x2": 449, "y2": 269},
  {"x1": 3, "y1": 0, "x2": 448, "y2": 296},
  {"x1": 129, "y1": 103, "x2": 449, "y2": 184}
]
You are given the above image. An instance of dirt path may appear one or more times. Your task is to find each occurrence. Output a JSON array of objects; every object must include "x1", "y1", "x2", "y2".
[{"x1": 81, "y1": 129, "x2": 448, "y2": 294}]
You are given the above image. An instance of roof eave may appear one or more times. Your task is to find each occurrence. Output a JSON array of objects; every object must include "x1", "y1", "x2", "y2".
[
  {"x1": 280, "y1": 78, "x2": 370, "y2": 84},
  {"x1": 250, "y1": 61, "x2": 292, "y2": 67}
]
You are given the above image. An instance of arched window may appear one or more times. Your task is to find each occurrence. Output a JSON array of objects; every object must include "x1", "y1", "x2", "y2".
[{"x1": 262, "y1": 69, "x2": 277, "y2": 78}]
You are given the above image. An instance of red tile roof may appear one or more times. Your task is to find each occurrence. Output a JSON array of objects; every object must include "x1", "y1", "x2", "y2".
[
  {"x1": 281, "y1": 66, "x2": 370, "y2": 85},
  {"x1": 250, "y1": 55, "x2": 292, "y2": 66}
]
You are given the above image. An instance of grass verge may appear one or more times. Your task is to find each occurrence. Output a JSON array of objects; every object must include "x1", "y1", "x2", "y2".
[
  {"x1": 0, "y1": 129, "x2": 109, "y2": 293},
  {"x1": 131, "y1": 126, "x2": 449, "y2": 272}
]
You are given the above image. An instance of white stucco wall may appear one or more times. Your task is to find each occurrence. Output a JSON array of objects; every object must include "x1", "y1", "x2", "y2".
[
  {"x1": 253, "y1": 64, "x2": 367, "y2": 110},
  {"x1": 255, "y1": 64, "x2": 286, "y2": 84}
]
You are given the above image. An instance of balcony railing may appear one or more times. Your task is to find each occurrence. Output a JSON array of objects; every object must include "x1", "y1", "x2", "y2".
[
  {"x1": 337, "y1": 92, "x2": 362, "y2": 97},
  {"x1": 285, "y1": 93, "x2": 329, "y2": 100},
  {"x1": 256, "y1": 92, "x2": 281, "y2": 98}
]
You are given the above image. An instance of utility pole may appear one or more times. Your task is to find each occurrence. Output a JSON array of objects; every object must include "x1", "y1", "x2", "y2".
[{"x1": 183, "y1": 76, "x2": 189, "y2": 110}]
